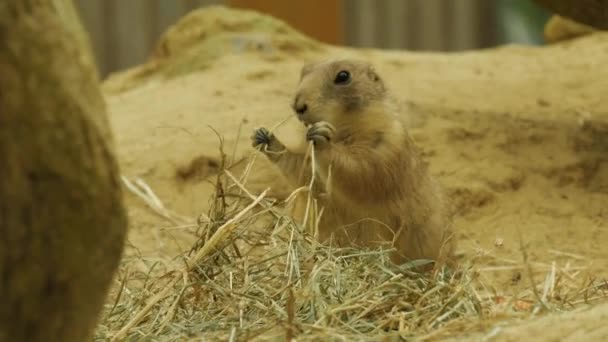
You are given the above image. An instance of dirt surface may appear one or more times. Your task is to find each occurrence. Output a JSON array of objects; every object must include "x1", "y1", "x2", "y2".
[
  {"x1": 449, "y1": 302, "x2": 608, "y2": 341},
  {"x1": 103, "y1": 6, "x2": 608, "y2": 340}
]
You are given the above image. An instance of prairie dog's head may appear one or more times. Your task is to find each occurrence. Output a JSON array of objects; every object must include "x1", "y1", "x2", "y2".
[{"x1": 292, "y1": 59, "x2": 386, "y2": 126}]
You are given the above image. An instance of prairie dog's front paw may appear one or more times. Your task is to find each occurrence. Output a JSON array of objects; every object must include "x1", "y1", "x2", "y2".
[
  {"x1": 251, "y1": 127, "x2": 274, "y2": 149},
  {"x1": 307, "y1": 121, "x2": 335, "y2": 149}
]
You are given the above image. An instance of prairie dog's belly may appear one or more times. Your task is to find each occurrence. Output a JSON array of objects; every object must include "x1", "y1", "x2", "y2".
[{"x1": 317, "y1": 195, "x2": 401, "y2": 246}]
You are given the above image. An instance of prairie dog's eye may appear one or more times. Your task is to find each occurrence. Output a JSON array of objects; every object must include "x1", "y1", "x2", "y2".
[{"x1": 334, "y1": 70, "x2": 350, "y2": 84}]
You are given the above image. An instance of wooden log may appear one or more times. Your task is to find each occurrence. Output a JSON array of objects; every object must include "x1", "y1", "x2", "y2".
[{"x1": 0, "y1": 1, "x2": 127, "y2": 341}]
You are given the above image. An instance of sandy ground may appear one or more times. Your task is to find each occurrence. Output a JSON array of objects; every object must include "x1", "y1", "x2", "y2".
[{"x1": 103, "y1": 6, "x2": 608, "y2": 340}]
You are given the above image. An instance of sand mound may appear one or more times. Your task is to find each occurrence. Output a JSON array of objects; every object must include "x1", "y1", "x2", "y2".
[{"x1": 100, "y1": 6, "x2": 608, "y2": 340}]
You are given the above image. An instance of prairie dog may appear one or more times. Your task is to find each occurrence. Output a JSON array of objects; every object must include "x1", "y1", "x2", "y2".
[{"x1": 252, "y1": 59, "x2": 454, "y2": 267}]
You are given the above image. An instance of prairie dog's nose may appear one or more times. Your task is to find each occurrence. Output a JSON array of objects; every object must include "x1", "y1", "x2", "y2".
[{"x1": 293, "y1": 94, "x2": 308, "y2": 115}]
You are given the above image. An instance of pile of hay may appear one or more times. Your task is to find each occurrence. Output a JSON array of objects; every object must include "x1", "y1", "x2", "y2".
[{"x1": 95, "y1": 145, "x2": 607, "y2": 341}]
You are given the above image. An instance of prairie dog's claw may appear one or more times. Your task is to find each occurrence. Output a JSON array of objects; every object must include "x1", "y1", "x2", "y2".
[
  {"x1": 306, "y1": 121, "x2": 335, "y2": 148},
  {"x1": 251, "y1": 127, "x2": 273, "y2": 148}
]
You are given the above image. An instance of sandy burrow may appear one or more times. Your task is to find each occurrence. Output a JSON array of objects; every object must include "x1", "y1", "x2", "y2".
[{"x1": 103, "y1": 6, "x2": 608, "y2": 339}]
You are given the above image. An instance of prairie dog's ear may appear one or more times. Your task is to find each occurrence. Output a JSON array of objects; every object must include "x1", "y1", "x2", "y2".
[
  {"x1": 300, "y1": 63, "x2": 316, "y2": 80},
  {"x1": 366, "y1": 65, "x2": 382, "y2": 83}
]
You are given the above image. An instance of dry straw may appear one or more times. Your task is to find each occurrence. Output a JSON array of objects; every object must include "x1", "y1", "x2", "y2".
[{"x1": 98, "y1": 128, "x2": 608, "y2": 341}]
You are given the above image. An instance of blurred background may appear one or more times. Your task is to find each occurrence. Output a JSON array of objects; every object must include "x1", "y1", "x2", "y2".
[{"x1": 75, "y1": 0, "x2": 551, "y2": 78}]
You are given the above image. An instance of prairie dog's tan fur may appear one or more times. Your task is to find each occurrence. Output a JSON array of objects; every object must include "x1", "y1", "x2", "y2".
[{"x1": 252, "y1": 59, "x2": 454, "y2": 266}]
